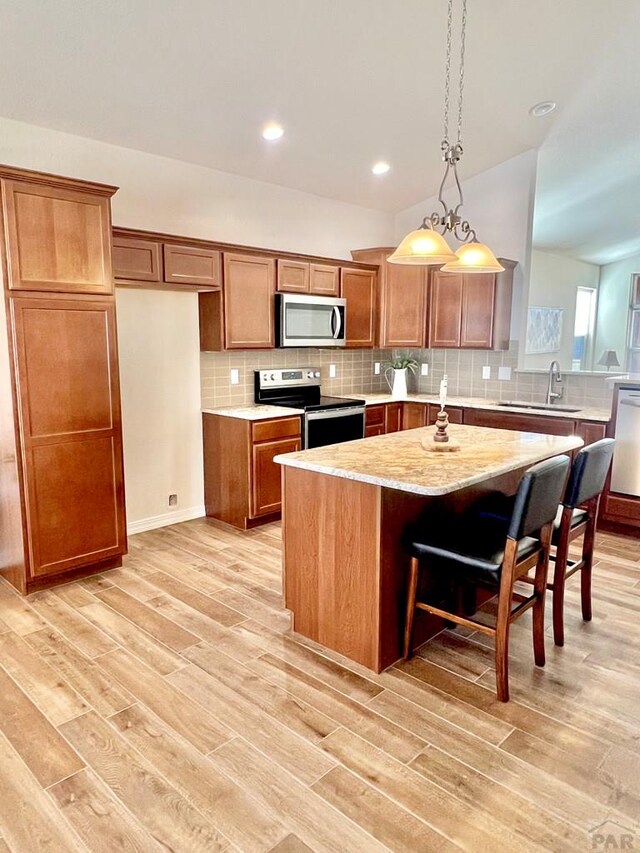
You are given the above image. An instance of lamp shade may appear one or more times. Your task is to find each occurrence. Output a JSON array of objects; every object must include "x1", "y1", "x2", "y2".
[
  {"x1": 387, "y1": 224, "x2": 456, "y2": 265},
  {"x1": 597, "y1": 349, "x2": 620, "y2": 369},
  {"x1": 440, "y1": 241, "x2": 505, "y2": 273}
]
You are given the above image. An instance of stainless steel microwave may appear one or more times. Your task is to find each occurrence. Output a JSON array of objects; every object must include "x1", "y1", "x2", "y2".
[{"x1": 276, "y1": 293, "x2": 346, "y2": 347}]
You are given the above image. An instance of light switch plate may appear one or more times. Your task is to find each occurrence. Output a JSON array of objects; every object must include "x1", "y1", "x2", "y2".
[
  {"x1": 374, "y1": 362, "x2": 381, "y2": 375},
  {"x1": 482, "y1": 366, "x2": 491, "y2": 380},
  {"x1": 230, "y1": 368, "x2": 240, "y2": 385},
  {"x1": 420, "y1": 363, "x2": 429, "y2": 376},
  {"x1": 329, "y1": 364, "x2": 337, "y2": 378},
  {"x1": 498, "y1": 366, "x2": 512, "y2": 381}
]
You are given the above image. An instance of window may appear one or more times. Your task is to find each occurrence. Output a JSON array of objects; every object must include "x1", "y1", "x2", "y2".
[
  {"x1": 628, "y1": 274, "x2": 640, "y2": 373},
  {"x1": 572, "y1": 287, "x2": 597, "y2": 371}
]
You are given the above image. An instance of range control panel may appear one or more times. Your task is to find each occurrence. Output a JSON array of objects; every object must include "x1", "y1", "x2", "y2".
[{"x1": 256, "y1": 368, "x2": 321, "y2": 388}]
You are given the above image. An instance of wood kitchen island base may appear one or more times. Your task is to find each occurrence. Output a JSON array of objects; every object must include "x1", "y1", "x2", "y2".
[{"x1": 279, "y1": 425, "x2": 583, "y2": 672}]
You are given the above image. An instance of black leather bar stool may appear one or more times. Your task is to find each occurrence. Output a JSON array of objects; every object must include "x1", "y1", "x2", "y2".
[
  {"x1": 403, "y1": 455, "x2": 571, "y2": 702},
  {"x1": 549, "y1": 438, "x2": 615, "y2": 646}
]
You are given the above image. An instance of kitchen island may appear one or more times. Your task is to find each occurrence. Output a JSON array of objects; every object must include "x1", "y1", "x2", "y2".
[{"x1": 276, "y1": 423, "x2": 582, "y2": 672}]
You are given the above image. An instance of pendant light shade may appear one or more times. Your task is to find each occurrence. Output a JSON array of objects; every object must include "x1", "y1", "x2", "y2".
[
  {"x1": 440, "y1": 241, "x2": 505, "y2": 273},
  {"x1": 387, "y1": 224, "x2": 456, "y2": 265}
]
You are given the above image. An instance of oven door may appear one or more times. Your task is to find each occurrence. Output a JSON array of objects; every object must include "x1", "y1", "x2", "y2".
[
  {"x1": 278, "y1": 293, "x2": 346, "y2": 347},
  {"x1": 304, "y1": 406, "x2": 365, "y2": 448}
]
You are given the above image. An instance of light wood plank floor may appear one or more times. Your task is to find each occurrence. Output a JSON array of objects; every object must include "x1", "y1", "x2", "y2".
[{"x1": 0, "y1": 519, "x2": 639, "y2": 852}]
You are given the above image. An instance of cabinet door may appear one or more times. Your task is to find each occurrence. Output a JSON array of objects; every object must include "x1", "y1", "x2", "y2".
[
  {"x1": 309, "y1": 264, "x2": 340, "y2": 296},
  {"x1": 276, "y1": 259, "x2": 309, "y2": 293},
  {"x1": 251, "y1": 436, "x2": 301, "y2": 517},
  {"x1": 365, "y1": 423, "x2": 385, "y2": 438},
  {"x1": 576, "y1": 420, "x2": 607, "y2": 445},
  {"x1": 427, "y1": 404, "x2": 463, "y2": 425},
  {"x1": 113, "y1": 237, "x2": 162, "y2": 282},
  {"x1": 11, "y1": 296, "x2": 126, "y2": 578},
  {"x1": 460, "y1": 274, "x2": 495, "y2": 348},
  {"x1": 223, "y1": 253, "x2": 276, "y2": 349},
  {"x1": 2, "y1": 180, "x2": 113, "y2": 295},
  {"x1": 380, "y1": 265, "x2": 427, "y2": 348},
  {"x1": 429, "y1": 272, "x2": 462, "y2": 348},
  {"x1": 340, "y1": 268, "x2": 377, "y2": 348},
  {"x1": 402, "y1": 403, "x2": 427, "y2": 430},
  {"x1": 385, "y1": 403, "x2": 403, "y2": 433},
  {"x1": 164, "y1": 244, "x2": 221, "y2": 287}
]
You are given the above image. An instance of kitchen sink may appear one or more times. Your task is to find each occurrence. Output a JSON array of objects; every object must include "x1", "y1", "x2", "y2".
[{"x1": 497, "y1": 401, "x2": 581, "y2": 414}]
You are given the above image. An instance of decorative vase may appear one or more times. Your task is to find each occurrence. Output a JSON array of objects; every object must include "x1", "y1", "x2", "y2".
[{"x1": 385, "y1": 367, "x2": 408, "y2": 400}]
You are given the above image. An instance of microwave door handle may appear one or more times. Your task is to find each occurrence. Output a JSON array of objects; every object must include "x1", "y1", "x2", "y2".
[{"x1": 332, "y1": 305, "x2": 342, "y2": 339}]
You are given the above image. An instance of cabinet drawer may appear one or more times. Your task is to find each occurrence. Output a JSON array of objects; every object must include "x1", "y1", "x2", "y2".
[
  {"x1": 252, "y1": 417, "x2": 301, "y2": 443},
  {"x1": 113, "y1": 237, "x2": 162, "y2": 282},
  {"x1": 365, "y1": 405, "x2": 385, "y2": 427},
  {"x1": 164, "y1": 244, "x2": 221, "y2": 287},
  {"x1": 463, "y1": 408, "x2": 575, "y2": 436},
  {"x1": 365, "y1": 423, "x2": 385, "y2": 437},
  {"x1": 602, "y1": 493, "x2": 640, "y2": 526}
]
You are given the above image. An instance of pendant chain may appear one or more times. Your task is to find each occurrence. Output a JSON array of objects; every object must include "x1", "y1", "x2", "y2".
[{"x1": 443, "y1": 0, "x2": 467, "y2": 147}]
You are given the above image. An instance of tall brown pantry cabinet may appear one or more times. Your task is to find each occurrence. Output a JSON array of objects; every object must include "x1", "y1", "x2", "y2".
[{"x1": 0, "y1": 166, "x2": 127, "y2": 593}]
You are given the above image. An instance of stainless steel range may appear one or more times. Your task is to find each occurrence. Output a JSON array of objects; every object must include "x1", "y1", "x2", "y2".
[{"x1": 254, "y1": 368, "x2": 365, "y2": 449}]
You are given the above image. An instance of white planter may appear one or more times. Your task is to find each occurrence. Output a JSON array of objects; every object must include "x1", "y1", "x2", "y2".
[{"x1": 385, "y1": 367, "x2": 408, "y2": 400}]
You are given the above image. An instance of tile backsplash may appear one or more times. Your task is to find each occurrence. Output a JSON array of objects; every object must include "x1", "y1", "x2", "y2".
[
  {"x1": 200, "y1": 341, "x2": 614, "y2": 411},
  {"x1": 200, "y1": 348, "x2": 389, "y2": 408}
]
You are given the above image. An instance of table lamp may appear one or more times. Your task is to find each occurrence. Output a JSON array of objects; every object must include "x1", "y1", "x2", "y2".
[{"x1": 597, "y1": 350, "x2": 621, "y2": 371}]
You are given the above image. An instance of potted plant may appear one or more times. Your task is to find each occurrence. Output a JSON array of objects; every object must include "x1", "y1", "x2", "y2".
[{"x1": 383, "y1": 356, "x2": 419, "y2": 399}]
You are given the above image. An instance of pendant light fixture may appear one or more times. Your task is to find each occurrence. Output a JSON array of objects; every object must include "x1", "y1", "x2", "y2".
[{"x1": 388, "y1": 0, "x2": 503, "y2": 273}]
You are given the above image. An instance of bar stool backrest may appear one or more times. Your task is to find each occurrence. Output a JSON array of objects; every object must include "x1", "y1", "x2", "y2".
[
  {"x1": 564, "y1": 439, "x2": 615, "y2": 509},
  {"x1": 507, "y1": 455, "x2": 571, "y2": 541}
]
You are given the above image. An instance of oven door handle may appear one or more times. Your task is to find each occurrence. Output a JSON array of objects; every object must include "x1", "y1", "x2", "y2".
[
  {"x1": 331, "y1": 306, "x2": 342, "y2": 339},
  {"x1": 306, "y1": 406, "x2": 365, "y2": 421}
]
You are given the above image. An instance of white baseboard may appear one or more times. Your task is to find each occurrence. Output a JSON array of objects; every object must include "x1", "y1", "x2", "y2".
[{"x1": 127, "y1": 505, "x2": 205, "y2": 536}]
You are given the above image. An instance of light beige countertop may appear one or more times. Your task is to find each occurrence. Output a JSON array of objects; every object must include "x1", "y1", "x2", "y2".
[
  {"x1": 202, "y1": 404, "x2": 303, "y2": 420},
  {"x1": 275, "y1": 424, "x2": 582, "y2": 497},
  {"x1": 604, "y1": 375, "x2": 640, "y2": 388},
  {"x1": 350, "y1": 393, "x2": 611, "y2": 423}
]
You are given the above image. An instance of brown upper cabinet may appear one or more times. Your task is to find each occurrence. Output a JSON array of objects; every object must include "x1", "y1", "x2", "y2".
[
  {"x1": 340, "y1": 267, "x2": 377, "y2": 348},
  {"x1": 276, "y1": 260, "x2": 340, "y2": 296},
  {"x1": 113, "y1": 237, "x2": 162, "y2": 282},
  {"x1": 428, "y1": 261, "x2": 515, "y2": 350},
  {"x1": 351, "y1": 248, "x2": 427, "y2": 348},
  {"x1": 223, "y1": 253, "x2": 276, "y2": 350},
  {"x1": 113, "y1": 233, "x2": 221, "y2": 289},
  {"x1": 163, "y1": 243, "x2": 221, "y2": 287},
  {"x1": 3, "y1": 179, "x2": 114, "y2": 295}
]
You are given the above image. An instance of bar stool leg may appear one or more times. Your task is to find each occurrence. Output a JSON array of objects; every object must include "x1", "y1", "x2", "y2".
[
  {"x1": 552, "y1": 509, "x2": 572, "y2": 647},
  {"x1": 581, "y1": 499, "x2": 598, "y2": 623},
  {"x1": 532, "y1": 526, "x2": 551, "y2": 667},
  {"x1": 403, "y1": 557, "x2": 420, "y2": 660},
  {"x1": 494, "y1": 543, "x2": 516, "y2": 703}
]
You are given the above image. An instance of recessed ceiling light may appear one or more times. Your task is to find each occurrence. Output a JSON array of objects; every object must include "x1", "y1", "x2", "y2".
[
  {"x1": 372, "y1": 161, "x2": 391, "y2": 175},
  {"x1": 262, "y1": 122, "x2": 284, "y2": 141},
  {"x1": 529, "y1": 101, "x2": 557, "y2": 118}
]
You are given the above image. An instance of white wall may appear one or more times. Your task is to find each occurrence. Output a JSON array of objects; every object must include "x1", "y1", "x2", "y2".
[
  {"x1": 394, "y1": 150, "x2": 538, "y2": 341},
  {"x1": 523, "y1": 250, "x2": 600, "y2": 371},
  {"x1": 0, "y1": 116, "x2": 394, "y2": 530},
  {"x1": 594, "y1": 253, "x2": 639, "y2": 368}
]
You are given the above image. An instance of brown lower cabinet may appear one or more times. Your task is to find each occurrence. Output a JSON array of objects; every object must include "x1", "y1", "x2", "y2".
[
  {"x1": 385, "y1": 403, "x2": 403, "y2": 433},
  {"x1": 203, "y1": 413, "x2": 301, "y2": 529},
  {"x1": 365, "y1": 404, "x2": 386, "y2": 437},
  {"x1": 0, "y1": 166, "x2": 127, "y2": 594}
]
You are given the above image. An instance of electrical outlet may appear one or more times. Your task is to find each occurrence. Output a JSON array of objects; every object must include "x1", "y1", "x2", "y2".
[
  {"x1": 498, "y1": 366, "x2": 512, "y2": 381},
  {"x1": 168, "y1": 494, "x2": 178, "y2": 507},
  {"x1": 482, "y1": 366, "x2": 491, "y2": 380},
  {"x1": 230, "y1": 368, "x2": 240, "y2": 385},
  {"x1": 420, "y1": 363, "x2": 429, "y2": 376},
  {"x1": 374, "y1": 362, "x2": 381, "y2": 375},
  {"x1": 329, "y1": 364, "x2": 337, "y2": 378}
]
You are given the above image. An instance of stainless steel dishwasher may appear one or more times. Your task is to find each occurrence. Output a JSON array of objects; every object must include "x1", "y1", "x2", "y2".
[{"x1": 610, "y1": 387, "x2": 640, "y2": 497}]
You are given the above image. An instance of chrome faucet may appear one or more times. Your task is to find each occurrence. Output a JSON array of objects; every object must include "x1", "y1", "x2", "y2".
[{"x1": 546, "y1": 360, "x2": 563, "y2": 405}]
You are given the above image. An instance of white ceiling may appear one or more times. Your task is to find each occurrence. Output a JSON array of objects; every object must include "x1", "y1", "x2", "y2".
[{"x1": 0, "y1": 1, "x2": 637, "y2": 262}]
